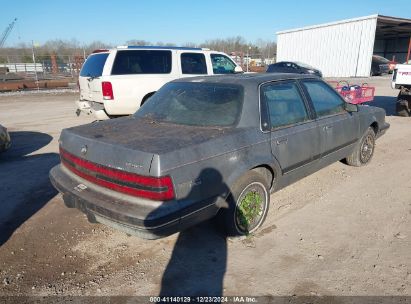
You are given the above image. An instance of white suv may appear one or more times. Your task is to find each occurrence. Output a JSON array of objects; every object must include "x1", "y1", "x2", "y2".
[{"x1": 76, "y1": 46, "x2": 243, "y2": 120}]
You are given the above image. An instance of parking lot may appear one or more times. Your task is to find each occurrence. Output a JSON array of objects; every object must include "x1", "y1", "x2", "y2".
[{"x1": 0, "y1": 76, "x2": 410, "y2": 297}]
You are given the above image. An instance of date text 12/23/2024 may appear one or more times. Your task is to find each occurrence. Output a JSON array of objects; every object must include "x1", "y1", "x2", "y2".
[{"x1": 149, "y1": 296, "x2": 258, "y2": 303}]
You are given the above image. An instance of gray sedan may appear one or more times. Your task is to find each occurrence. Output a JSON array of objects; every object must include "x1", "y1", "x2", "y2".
[{"x1": 50, "y1": 74, "x2": 389, "y2": 239}]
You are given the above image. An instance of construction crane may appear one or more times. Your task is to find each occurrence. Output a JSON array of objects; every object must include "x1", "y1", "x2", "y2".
[{"x1": 0, "y1": 18, "x2": 17, "y2": 48}]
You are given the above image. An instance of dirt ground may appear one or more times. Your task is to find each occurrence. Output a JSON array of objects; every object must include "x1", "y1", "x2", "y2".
[{"x1": 0, "y1": 77, "x2": 410, "y2": 299}]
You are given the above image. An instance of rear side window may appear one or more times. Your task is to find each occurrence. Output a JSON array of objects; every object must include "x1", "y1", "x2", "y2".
[
  {"x1": 181, "y1": 53, "x2": 207, "y2": 74},
  {"x1": 302, "y1": 80, "x2": 345, "y2": 117},
  {"x1": 80, "y1": 53, "x2": 109, "y2": 77},
  {"x1": 111, "y1": 50, "x2": 172, "y2": 75},
  {"x1": 211, "y1": 54, "x2": 236, "y2": 74},
  {"x1": 261, "y1": 81, "x2": 309, "y2": 129}
]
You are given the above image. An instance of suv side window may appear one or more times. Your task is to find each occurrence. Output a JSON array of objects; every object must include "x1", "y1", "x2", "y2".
[
  {"x1": 211, "y1": 54, "x2": 236, "y2": 74},
  {"x1": 261, "y1": 81, "x2": 309, "y2": 129},
  {"x1": 111, "y1": 50, "x2": 171, "y2": 75},
  {"x1": 302, "y1": 80, "x2": 345, "y2": 117},
  {"x1": 181, "y1": 53, "x2": 207, "y2": 74}
]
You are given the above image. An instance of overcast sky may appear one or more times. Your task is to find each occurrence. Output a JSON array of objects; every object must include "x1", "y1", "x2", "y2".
[{"x1": 2, "y1": 0, "x2": 411, "y2": 46}]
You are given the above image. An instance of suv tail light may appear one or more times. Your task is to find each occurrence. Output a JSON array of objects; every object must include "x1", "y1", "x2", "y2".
[
  {"x1": 102, "y1": 81, "x2": 114, "y2": 100},
  {"x1": 60, "y1": 148, "x2": 175, "y2": 201}
]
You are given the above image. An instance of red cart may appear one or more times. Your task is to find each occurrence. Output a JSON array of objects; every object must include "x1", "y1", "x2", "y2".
[{"x1": 332, "y1": 81, "x2": 375, "y2": 104}]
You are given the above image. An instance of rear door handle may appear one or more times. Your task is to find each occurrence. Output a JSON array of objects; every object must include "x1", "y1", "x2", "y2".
[
  {"x1": 323, "y1": 125, "x2": 333, "y2": 130},
  {"x1": 276, "y1": 138, "x2": 288, "y2": 145}
]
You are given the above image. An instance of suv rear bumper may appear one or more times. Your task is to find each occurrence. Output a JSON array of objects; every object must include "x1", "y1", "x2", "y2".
[
  {"x1": 49, "y1": 165, "x2": 220, "y2": 239},
  {"x1": 76, "y1": 100, "x2": 109, "y2": 120}
]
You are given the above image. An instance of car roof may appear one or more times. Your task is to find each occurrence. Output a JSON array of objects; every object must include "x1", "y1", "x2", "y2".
[{"x1": 172, "y1": 73, "x2": 319, "y2": 86}]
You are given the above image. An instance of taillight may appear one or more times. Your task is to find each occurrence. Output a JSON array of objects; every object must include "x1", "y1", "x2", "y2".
[
  {"x1": 60, "y1": 148, "x2": 174, "y2": 201},
  {"x1": 102, "y1": 81, "x2": 114, "y2": 100}
]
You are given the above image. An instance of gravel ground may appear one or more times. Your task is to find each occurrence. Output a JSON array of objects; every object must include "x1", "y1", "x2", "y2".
[{"x1": 0, "y1": 76, "x2": 409, "y2": 299}]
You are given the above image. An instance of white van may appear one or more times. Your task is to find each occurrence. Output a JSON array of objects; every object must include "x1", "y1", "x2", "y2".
[{"x1": 76, "y1": 46, "x2": 243, "y2": 120}]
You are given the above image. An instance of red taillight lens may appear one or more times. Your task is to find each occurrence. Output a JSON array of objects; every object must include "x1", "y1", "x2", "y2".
[
  {"x1": 102, "y1": 81, "x2": 114, "y2": 100},
  {"x1": 60, "y1": 148, "x2": 174, "y2": 201}
]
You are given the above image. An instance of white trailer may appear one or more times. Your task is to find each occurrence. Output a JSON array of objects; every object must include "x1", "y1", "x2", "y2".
[{"x1": 392, "y1": 64, "x2": 411, "y2": 116}]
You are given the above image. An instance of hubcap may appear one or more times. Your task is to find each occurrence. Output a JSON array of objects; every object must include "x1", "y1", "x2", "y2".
[
  {"x1": 235, "y1": 183, "x2": 267, "y2": 234},
  {"x1": 360, "y1": 134, "x2": 374, "y2": 163}
]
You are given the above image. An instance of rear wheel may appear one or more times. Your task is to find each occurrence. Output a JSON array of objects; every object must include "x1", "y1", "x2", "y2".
[
  {"x1": 396, "y1": 98, "x2": 410, "y2": 117},
  {"x1": 345, "y1": 127, "x2": 376, "y2": 167},
  {"x1": 220, "y1": 171, "x2": 270, "y2": 236},
  {"x1": 141, "y1": 92, "x2": 155, "y2": 106}
]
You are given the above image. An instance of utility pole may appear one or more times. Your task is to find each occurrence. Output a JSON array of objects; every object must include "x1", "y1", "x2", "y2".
[
  {"x1": 246, "y1": 46, "x2": 251, "y2": 72},
  {"x1": 31, "y1": 40, "x2": 39, "y2": 91}
]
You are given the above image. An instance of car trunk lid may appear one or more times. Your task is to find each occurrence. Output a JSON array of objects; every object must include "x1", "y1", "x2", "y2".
[
  {"x1": 59, "y1": 117, "x2": 232, "y2": 176},
  {"x1": 58, "y1": 117, "x2": 235, "y2": 200},
  {"x1": 79, "y1": 77, "x2": 104, "y2": 102}
]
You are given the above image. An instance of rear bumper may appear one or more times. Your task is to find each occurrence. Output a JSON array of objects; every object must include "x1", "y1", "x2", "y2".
[
  {"x1": 76, "y1": 100, "x2": 109, "y2": 120},
  {"x1": 0, "y1": 127, "x2": 11, "y2": 152},
  {"x1": 49, "y1": 165, "x2": 220, "y2": 239}
]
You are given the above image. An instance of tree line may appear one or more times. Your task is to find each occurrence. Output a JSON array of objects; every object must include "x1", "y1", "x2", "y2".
[{"x1": 0, "y1": 36, "x2": 276, "y2": 63}]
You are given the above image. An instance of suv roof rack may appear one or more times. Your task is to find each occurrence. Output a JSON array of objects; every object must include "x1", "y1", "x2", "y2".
[{"x1": 116, "y1": 45, "x2": 206, "y2": 51}]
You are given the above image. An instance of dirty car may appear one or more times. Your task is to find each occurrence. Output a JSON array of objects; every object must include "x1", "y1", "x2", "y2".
[
  {"x1": 49, "y1": 73, "x2": 389, "y2": 239},
  {"x1": 0, "y1": 124, "x2": 11, "y2": 152}
]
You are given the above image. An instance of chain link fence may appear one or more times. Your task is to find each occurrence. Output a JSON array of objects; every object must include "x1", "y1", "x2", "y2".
[
  {"x1": 0, "y1": 54, "x2": 86, "y2": 80},
  {"x1": 0, "y1": 52, "x2": 277, "y2": 80},
  {"x1": 229, "y1": 52, "x2": 276, "y2": 72}
]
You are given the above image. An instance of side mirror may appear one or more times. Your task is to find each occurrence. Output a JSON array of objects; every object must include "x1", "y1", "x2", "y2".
[
  {"x1": 234, "y1": 66, "x2": 243, "y2": 73},
  {"x1": 345, "y1": 102, "x2": 358, "y2": 112}
]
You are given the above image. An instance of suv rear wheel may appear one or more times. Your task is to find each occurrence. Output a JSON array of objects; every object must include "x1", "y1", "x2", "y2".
[
  {"x1": 396, "y1": 95, "x2": 410, "y2": 117},
  {"x1": 141, "y1": 92, "x2": 155, "y2": 106}
]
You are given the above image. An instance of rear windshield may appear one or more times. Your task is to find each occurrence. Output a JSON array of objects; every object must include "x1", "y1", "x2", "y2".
[
  {"x1": 295, "y1": 61, "x2": 315, "y2": 69},
  {"x1": 80, "y1": 53, "x2": 109, "y2": 77},
  {"x1": 373, "y1": 56, "x2": 389, "y2": 64},
  {"x1": 266, "y1": 64, "x2": 278, "y2": 72},
  {"x1": 135, "y1": 82, "x2": 244, "y2": 127},
  {"x1": 111, "y1": 50, "x2": 172, "y2": 75}
]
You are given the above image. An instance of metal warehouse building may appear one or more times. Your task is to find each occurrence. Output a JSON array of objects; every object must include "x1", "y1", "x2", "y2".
[{"x1": 276, "y1": 14, "x2": 411, "y2": 77}]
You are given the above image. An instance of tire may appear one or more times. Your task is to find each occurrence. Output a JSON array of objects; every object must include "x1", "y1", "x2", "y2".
[
  {"x1": 345, "y1": 127, "x2": 376, "y2": 167},
  {"x1": 396, "y1": 99, "x2": 410, "y2": 117},
  {"x1": 220, "y1": 170, "x2": 270, "y2": 236},
  {"x1": 141, "y1": 92, "x2": 155, "y2": 106}
]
